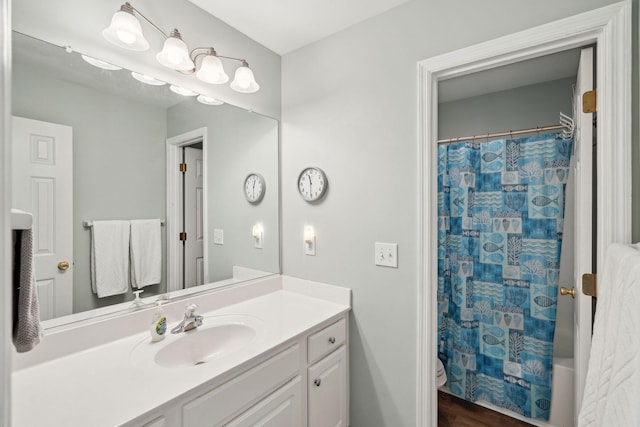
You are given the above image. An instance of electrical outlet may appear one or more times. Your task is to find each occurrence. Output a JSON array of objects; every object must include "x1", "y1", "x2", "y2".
[
  {"x1": 213, "y1": 228, "x2": 224, "y2": 245},
  {"x1": 375, "y1": 242, "x2": 398, "y2": 268}
]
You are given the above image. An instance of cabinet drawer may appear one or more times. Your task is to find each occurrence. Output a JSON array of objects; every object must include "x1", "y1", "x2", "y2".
[
  {"x1": 225, "y1": 376, "x2": 303, "y2": 427},
  {"x1": 308, "y1": 319, "x2": 345, "y2": 364},
  {"x1": 182, "y1": 344, "x2": 300, "y2": 427}
]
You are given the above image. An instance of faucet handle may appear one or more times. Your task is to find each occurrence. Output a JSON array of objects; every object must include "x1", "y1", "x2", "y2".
[{"x1": 185, "y1": 303, "x2": 199, "y2": 316}]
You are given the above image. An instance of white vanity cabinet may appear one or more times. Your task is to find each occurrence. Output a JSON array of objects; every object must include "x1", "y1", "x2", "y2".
[
  {"x1": 307, "y1": 319, "x2": 348, "y2": 427},
  {"x1": 127, "y1": 315, "x2": 348, "y2": 427}
]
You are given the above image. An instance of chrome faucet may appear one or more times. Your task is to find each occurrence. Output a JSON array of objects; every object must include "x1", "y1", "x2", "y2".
[{"x1": 171, "y1": 303, "x2": 204, "y2": 334}]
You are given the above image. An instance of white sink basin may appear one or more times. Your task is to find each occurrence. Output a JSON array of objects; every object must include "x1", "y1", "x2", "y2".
[{"x1": 131, "y1": 314, "x2": 263, "y2": 368}]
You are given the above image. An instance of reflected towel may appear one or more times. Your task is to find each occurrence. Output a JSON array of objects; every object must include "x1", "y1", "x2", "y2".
[
  {"x1": 90, "y1": 220, "x2": 130, "y2": 297},
  {"x1": 578, "y1": 243, "x2": 640, "y2": 427},
  {"x1": 12, "y1": 229, "x2": 42, "y2": 352},
  {"x1": 130, "y1": 219, "x2": 162, "y2": 289}
]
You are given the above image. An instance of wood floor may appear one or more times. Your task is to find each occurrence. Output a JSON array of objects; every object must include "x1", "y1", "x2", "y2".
[{"x1": 438, "y1": 391, "x2": 534, "y2": 427}]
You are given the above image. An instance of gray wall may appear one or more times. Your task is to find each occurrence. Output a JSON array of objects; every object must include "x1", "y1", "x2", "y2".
[
  {"x1": 167, "y1": 101, "x2": 279, "y2": 281},
  {"x1": 438, "y1": 77, "x2": 576, "y2": 139},
  {"x1": 12, "y1": 64, "x2": 168, "y2": 313},
  {"x1": 280, "y1": 1, "x2": 621, "y2": 426}
]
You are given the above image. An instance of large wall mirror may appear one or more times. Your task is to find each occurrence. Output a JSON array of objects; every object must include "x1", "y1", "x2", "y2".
[{"x1": 11, "y1": 31, "x2": 280, "y2": 328}]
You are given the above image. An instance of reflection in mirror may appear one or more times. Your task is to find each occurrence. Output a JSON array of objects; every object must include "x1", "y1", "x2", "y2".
[{"x1": 11, "y1": 32, "x2": 280, "y2": 327}]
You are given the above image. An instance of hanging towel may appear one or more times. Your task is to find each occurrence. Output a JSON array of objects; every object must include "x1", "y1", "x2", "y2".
[
  {"x1": 90, "y1": 220, "x2": 130, "y2": 298},
  {"x1": 12, "y1": 229, "x2": 42, "y2": 352},
  {"x1": 129, "y1": 219, "x2": 162, "y2": 289},
  {"x1": 578, "y1": 243, "x2": 640, "y2": 427}
]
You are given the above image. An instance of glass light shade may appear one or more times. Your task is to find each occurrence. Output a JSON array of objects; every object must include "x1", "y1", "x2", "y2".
[
  {"x1": 230, "y1": 65, "x2": 260, "y2": 93},
  {"x1": 169, "y1": 85, "x2": 198, "y2": 96},
  {"x1": 131, "y1": 72, "x2": 166, "y2": 86},
  {"x1": 102, "y1": 10, "x2": 149, "y2": 51},
  {"x1": 195, "y1": 55, "x2": 229, "y2": 84},
  {"x1": 156, "y1": 36, "x2": 195, "y2": 71},
  {"x1": 196, "y1": 95, "x2": 224, "y2": 106},
  {"x1": 81, "y1": 55, "x2": 122, "y2": 71}
]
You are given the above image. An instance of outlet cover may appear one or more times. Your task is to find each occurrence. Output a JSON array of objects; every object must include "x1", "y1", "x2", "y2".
[{"x1": 375, "y1": 242, "x2": 398, "y2": 268}]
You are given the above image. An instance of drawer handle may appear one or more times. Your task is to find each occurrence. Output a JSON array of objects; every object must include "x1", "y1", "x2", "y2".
[
  {"x1": 314, "y1": 378, "x2": 322, "y2": 387},
  {"x1": 328, "y1": 336, "x2": 336, "y2": 344}
]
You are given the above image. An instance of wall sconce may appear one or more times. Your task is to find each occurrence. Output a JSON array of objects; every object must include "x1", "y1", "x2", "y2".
[
  {"x1": 103, "y1": 2, "x2": 260, "y2": 93},
  {"x1": 304, "y1": 226, "x2": 316, "y2": 256},
  {"x1": 252, "y1": 223, "x2": 264, "y2": 249}
]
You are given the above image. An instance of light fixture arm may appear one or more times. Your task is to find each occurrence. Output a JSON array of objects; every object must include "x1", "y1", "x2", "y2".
[
  {"x1": 122, "y1": 2, "x2": 169, "y2": 39},
  {"x1": 189, "y1": 47, "x2": 247, "y2": 65}
]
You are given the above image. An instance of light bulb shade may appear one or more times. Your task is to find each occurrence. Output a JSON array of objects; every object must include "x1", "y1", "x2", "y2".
[
  {"x1": 169, "y1": 85, "x2": 198, "y2": 96},
  {"x1": 81, "y1": 55, "x2": 122, "y2": 71},
  {"x1": 102, "y1": 9, "x2": 149, "y2": 51},
  {"x1": 131, "y1": 72, "x2": 166, "y2": 86},
  {"x1": 196, "y1": 95, "x2": 224, "y2": 106},
  {"x1": 230, "y1": 64, "x2": 260, "y2": 93},
  {"x1": 156, "y1": 35, "x2": 195, "y2": 71},
  {"x1": 196, "y1": 55, "x2": 229, "y2": 84}
]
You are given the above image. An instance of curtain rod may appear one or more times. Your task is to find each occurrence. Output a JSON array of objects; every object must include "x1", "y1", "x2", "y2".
[{"x1": 437, "y1": 124, "x2": 568, "y2": 145}]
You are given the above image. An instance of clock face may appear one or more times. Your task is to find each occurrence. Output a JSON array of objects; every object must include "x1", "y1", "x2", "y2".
[
  {"x1": 298, "y1": 167, "x2": 327, "y2": 202},
  {"x1": 244, "y1": 173, "x2": 265, "y2": 203}
]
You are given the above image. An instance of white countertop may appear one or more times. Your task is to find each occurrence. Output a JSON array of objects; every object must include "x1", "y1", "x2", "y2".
[{"x1": 12, "y1": 276, "x2": 350, "y2": 427}]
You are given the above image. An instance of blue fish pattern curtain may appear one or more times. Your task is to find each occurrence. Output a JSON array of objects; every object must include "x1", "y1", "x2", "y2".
[{"x1": 437, "y1": 133, "x2": 573, "y2": 421}]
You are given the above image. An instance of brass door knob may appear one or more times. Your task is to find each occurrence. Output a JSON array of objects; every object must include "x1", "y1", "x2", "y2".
[
  {"x1": 560, "y1": 287, "x2": 575, "y2": 298},
  {"x1": 57, "y1": 261, "x2": 70, "y2": 271}
]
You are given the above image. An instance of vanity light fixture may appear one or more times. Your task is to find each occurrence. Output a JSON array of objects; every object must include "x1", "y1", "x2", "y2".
[
  {"x1": 131, "y1": 71, "x2": 166, "y2": 86},
  {"x1": 252, "y1": 224, "x2": 264, "y2": 249},
  {"x1": 304, "y1": 226, "x2": 316, "y2": 256},
  {"x1": 103, "y1": 2, "x2": 260, "y2": 93},
  {"x1": 81, "y1": 54, "x2": 122, "y2": 70}
]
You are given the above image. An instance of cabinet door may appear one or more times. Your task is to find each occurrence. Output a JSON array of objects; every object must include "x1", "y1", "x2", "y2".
[
  {"x1": 308, "y1": 346, "x2": 347, "y2": 427},
  {"x1": 226, "y1": 376, "x2": 302, "y2": 427}
]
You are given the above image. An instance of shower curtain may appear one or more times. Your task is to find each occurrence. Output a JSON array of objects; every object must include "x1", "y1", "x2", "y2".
[{"x1": 437, "y1": 133, "x2": 573, "y2": 421}]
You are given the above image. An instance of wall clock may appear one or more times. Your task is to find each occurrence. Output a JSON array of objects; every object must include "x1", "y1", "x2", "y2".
[
  {"x1": 298, "y1": 167, "x2": 327, "y2": 202},
  {"x1": 244, "y1": 173, "x2": 265, "y2": 203}
]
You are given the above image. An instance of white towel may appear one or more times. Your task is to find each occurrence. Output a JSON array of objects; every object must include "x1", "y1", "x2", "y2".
[
  {"x1": 578, "y1": 243, "x2": 640, "y2": 427},
  {"x1": 90, "y1": 220, "x2": 130, "y2": 298},
  {"x1": 130, "y1": 219, "x2": 162, "y2": 289},
  {"x1": 12, "y1": 229, "x2": 42, "y2": 352}
]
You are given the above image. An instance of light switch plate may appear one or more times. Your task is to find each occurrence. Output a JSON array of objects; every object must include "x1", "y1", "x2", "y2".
[
  {"x1": 375, "y1": 242, "x2": 398, "y2": 268},
  {"x1": 213, "y1": 229, "x2": 224, "y2": 245}
]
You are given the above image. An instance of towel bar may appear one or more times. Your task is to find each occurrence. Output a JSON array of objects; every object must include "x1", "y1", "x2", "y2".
[{"x1": 83, "y1": 219, "x2": 166, "y2": 227}]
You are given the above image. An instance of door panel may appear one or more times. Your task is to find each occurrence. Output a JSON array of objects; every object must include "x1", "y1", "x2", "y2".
[
  {"x1": 573, "y1": 46, "x2": 594, "y2": 422},
  {"x1": 12, "y1": 116, "x2": 73, "y2": 320},
  {"x1": 184, "y1": 146, "x2": 204, "y2": 288}
]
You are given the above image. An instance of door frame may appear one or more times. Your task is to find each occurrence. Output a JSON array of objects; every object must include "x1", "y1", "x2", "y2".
[
  {"x1": 416, "y1": 2, "x2": 631, "y2": 426},
  {"x1": 1, "y1": 0, "x2": 11, "y2": 424},
  {"x1": 166, "y1": 127, "x2": 208, "y2": 292}
]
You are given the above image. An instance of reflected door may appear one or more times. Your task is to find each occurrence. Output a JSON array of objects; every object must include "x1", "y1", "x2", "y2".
[
  {"x1": 12, "y1": 116, "x2": 73, "y2": 320},
  {"x1": 183, "y1": 146, "x2": 204, "y2": 288}
]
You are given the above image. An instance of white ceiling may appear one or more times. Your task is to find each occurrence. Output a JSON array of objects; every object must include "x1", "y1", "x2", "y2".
[{"x1": 187, "y1": 0, "x2": 413, "y2": 55}]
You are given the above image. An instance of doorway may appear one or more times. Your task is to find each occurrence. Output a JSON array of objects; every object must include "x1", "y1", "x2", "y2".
[
  {"x1": 166, "y1": 127, "x2": 209, "y2": 292},
  {"x1": 417, "y1": 3, "x2": 630, "y2": 427}
]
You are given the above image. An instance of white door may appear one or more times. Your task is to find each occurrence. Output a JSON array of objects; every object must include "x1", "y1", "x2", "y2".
[
  {"x1": 12, "y1": 116, "x2": 73, "y2": 320},
  {"x1": 183, "y1": 146, "x2": 204, "y2": 288},
  {"x1": 572, "y1": 46, "x2": 594, "y2": 423}
]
